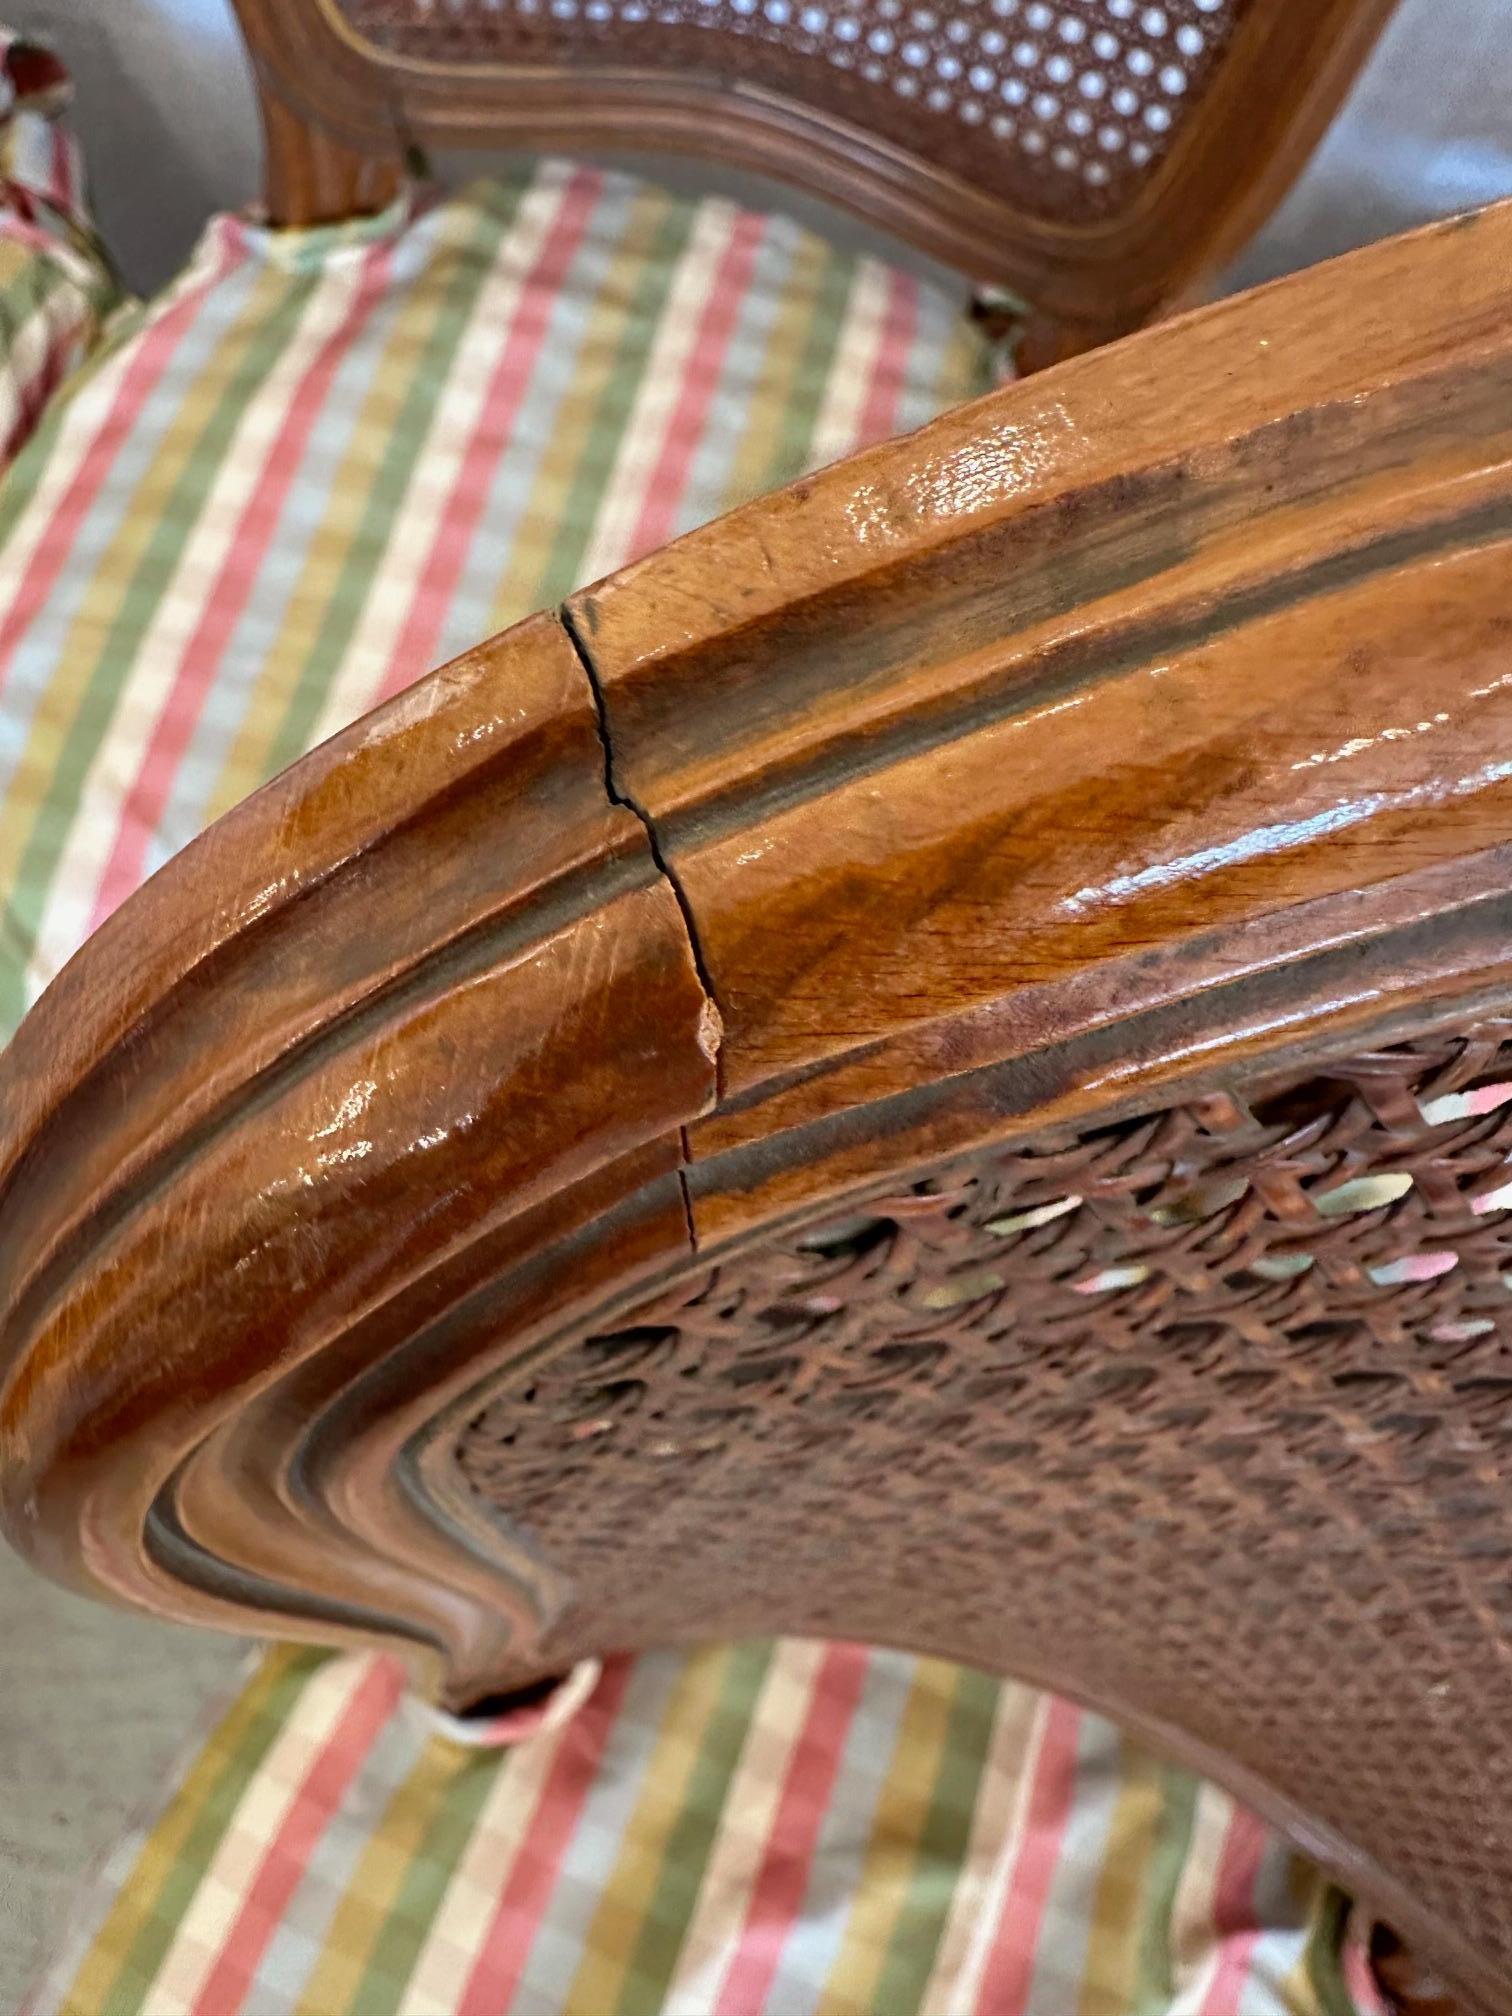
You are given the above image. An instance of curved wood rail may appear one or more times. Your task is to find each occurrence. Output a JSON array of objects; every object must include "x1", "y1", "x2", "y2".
[
  {"x1": 3, "y1": 200, "x2": 1512, "y2": 2010},
  {"x1": 0, "y1": 617, "x2": 716, "y2": 1669}
]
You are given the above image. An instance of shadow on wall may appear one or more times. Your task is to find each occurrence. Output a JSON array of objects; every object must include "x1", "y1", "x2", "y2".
[{"x1": 18, "y1": 0, "x2": 1512, "y2": 301}]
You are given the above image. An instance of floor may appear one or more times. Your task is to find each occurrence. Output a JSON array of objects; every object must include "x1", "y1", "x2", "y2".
[{"x1": 0, "y1": 1545, "x2": 244, "y2": 2004}]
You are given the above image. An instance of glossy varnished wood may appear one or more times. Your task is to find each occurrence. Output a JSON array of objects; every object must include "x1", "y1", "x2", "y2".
[
  {"x1": 4, "y1": 202, "x2": 1512, "y2": 2009},
  {"x1": 575, "y1": 203, "x2": 1512, "y2": 1224},
  {"x1": 0, "y1": 616, "x2": 715, "y2": 1667}
]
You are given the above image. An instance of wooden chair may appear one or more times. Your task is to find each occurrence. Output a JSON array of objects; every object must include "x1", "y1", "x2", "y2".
[
  {"x1": 229, "y1": 0, "x2": 1397, "y2": 362},
  {"x1": 8, "y1": 4, "x2": 1511, "y2": 2011}
]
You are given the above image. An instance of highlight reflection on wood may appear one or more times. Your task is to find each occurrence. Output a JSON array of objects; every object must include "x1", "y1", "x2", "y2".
[{"x1": 4, "y1": 200, "x2": 1512, "y2": 2013}]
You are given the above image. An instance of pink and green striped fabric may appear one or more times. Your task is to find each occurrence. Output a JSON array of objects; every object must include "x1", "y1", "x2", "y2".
[
  {"x1": 29, "y1": 1642, "x2": 1381, "y2": 2016},
  {"x1": 0, "y1": 28, "x2": 120, "y2": 469},
  {"x1": 1, "y1": 155, "x2": 1374, "y2": 2016}
]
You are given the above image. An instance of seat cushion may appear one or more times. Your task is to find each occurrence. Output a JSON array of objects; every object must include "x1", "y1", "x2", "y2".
[
  {"x1": 0, "y1": 29, "x2": 119, "y2": 469},
  {"x1": 30, "y1": 1640, "x2": 1383, "y2": 2016},
  {"x1": 0, "y1": 159, "x2": 991, "y2": 1036}
]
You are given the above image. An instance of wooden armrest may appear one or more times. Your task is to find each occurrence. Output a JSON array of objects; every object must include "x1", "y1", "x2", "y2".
[{"x1": 4, "y1": 199, "x2": 1512, "y2": 2013}]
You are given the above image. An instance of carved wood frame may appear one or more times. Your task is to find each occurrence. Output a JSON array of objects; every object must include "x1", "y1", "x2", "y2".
[{"x1": 3, "y1": 200, "x2": 1512, "y2": 2008}]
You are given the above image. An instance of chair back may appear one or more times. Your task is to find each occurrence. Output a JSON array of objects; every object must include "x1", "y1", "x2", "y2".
[
  {"x1": 4, "y1": 198, "x2": 1512, "y2": 2013},
  {"x1": 230, "y1": 0, "x2": 1396, "y2": 351}
]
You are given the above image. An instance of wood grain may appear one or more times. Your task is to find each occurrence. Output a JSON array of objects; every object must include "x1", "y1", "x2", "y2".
[
  {"x1": 4, "y1": 200, "x2": 1512, "y2": 2009},
  {"x1": 575, "y1": 203, "x2": 1512, "y2": 1222},
  {"x1": 0, "y1": 615, "x2": 716, "y2": 1677}
]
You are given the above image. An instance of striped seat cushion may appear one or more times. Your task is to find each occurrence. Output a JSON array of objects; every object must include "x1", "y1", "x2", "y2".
[
  {"x1": 32, "y1": 1642, "x2": 1382, "y2": 2015},
  {"x1": 0, "y1": 29, "x2": 119, "y2": 469},
  {"x1": 0, "y1": 160, "x2": 1373, "y2": 2016}
]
